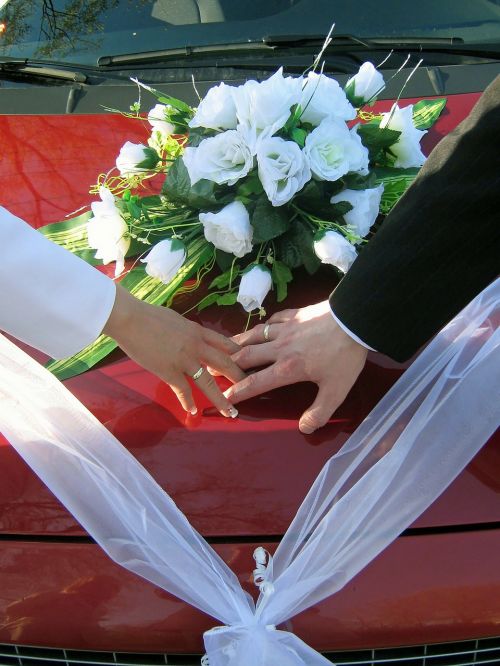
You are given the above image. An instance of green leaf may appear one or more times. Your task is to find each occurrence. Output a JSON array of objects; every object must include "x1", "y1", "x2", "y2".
[
  {"x1": 342, "y1": 171, "x2": 378, "y2": 190},
  {"x1": 215, "y1": 250, "x2": 235, "y2": 271},
  {"x1": 209, "y1": 264, "x2": 240, "y2": 289},
  {"x1": 251, "y1": 196, "x2": 289, "y2": 243},
  {"x1": 39, "y1": 211, "x2": 99, "y2": 265},
  {"x1": 46, "y1": 236, "x2": 213, "y2": 380},
  {"x1": 197, "y1": 292, "x2": 220, "y2": 312},
  {"x1": 357, "y1": 123, "x2": 401, "y2": 152},
  {"x1": 290, "y1": 127, "x2": 307, "y2": 148},
  {"x1": 330, "y1": 201, "x2": 353, "y2": 219},
  {"x1": 272, "y1": 259, "x2": 293, "y2": 302},
  {"x1": 276, "y1": 218, "x2": 320, "y2": 274},
  {"x1": 135, "y1": 146, "x2": 160, "y2": 170},
  {"x1": 412, "y1": 98, "x2": 446, "y2": 130},
  {"x1": 373, "y1": 166, "x2": 419, "y2": 214},
  {"x1": 126, "y1": 199, "x2": 142, "y2": 219},
  {"x1": 217, "y1": 292, "x2": 238, "y2": 306},
  {"x1": 236, "y1": 171, "x2": 264, "y2": 197},
  {"x1": 163, "y1": 158, "x2": 218, "y2": 208},
  {"x1": 163, "y1": 157, "x2": 191, "y2": 201}
]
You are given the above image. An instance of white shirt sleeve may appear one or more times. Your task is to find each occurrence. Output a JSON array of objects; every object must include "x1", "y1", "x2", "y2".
[
  {"x1": 329, "y1": 307, "x2": 376, "y2": 352},
  {"x1": 0, "y1": 207, "x2": 116, "y2": 359}
]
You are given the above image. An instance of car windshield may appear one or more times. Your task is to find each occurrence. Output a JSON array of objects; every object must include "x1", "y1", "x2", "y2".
[{"x1": 1, "y1": 0, "x2": 500, "y2": 67}]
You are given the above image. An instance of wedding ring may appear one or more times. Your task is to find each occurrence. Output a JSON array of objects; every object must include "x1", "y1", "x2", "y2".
[
  {"x1": 191, "y1": 366, "x2": 204, "y2": 381},
  {"x1": 263, "y1": 323, "x2": 271, "y2": 342}
]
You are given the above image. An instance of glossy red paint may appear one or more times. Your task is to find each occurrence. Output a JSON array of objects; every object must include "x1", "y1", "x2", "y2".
[
  {"x1": 0, "y1": 89, "x2": 499, "y2": 654},
  {"x1": 0, "y1": 530, "x2": 499, "y2": 651},
  {"x1": 0, "y1": 92, "x2": 498, "y2": 540}
]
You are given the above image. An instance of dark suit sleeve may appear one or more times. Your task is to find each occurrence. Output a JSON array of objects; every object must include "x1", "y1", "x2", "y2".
[{"x1": 329, "y1": 75, "x2": 500, "y2": 362}]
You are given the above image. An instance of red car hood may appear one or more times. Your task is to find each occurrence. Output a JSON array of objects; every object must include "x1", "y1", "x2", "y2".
[{"x1": 0, "y1": 92, "x2": 498, "y2": 538}]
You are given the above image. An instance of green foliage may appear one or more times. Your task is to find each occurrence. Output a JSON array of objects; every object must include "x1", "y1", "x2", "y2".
[
  {"x1": 272, "y1": 259, "x2": 293, "y2": 302},
  {"x1": 163, "y1": 158, "x2": 218, "y2": 209},
  {"x1": 277, "y1": 218, "x2": 321, "y2": 274},
  {"x1": 135, "y1": 147, "x2": 160, "y2": 171},
  {"x1": 209, "y1": 265, "x2": 240, "y2": 290},
  {"x1": 357, "y1": 122, "x2": 401, "y2": 164},
  {"x1": 216, "y1": 292, "x2": 238, "y2": 306},
  {"x1": 373, "y1": 166, "x2": 419, "y2": 214},
  {"x1": 412, "y1": 98, "x2": 446, "y2": 130},
  {"x1": 250, "y1": 196, "x2": 289, "y2": 243},
  {"x1": 39, "y1": 211, "x2": 99, "y2": 265}
]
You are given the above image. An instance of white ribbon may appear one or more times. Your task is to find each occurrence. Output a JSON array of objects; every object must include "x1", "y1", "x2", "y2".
[{"x1": 0, "y1": 279, "x2": 498, "y2": 666}]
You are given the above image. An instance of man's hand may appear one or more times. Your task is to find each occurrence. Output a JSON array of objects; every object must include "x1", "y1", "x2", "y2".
[
  {"x1": 225, "y1": 300, "x2": 368, "y2": 433},
  {"x1": 103, "y1": 285, "x2": 244, "y2": 418}
]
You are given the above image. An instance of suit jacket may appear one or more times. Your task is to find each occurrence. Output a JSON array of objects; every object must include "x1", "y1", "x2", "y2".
[
  {"x1": 0, "y1": 207, "x2": 115, "y2": 359},
  {"x1": 330, "y1": 75, "x2": 500, "y2": 362}
]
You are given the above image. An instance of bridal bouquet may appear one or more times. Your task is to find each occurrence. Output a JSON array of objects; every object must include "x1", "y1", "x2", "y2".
[{"x1": 42, "y1": 61, "x2": 445, "y2": 379}]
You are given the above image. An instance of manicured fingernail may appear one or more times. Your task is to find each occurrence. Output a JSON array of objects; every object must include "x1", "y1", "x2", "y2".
[
  {"x1": 190, "y1": 407, "x2": 198, "y2": 415},
  {"x1": 223, "y1": 406, "x2": 238, "y2": 419}
]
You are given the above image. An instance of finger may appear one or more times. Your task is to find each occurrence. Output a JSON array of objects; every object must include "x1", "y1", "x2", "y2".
[
  {"x1": 268, "y1": 308, "x2": 298, "y2": 324},
  {"x1": 192, "y1": 366, "x2": 239, "y2": 418},
  {"x1": 299, "y1": 383, "x2": 340, "y2": 434},
  {"x1": 202, "y1": 347, "x2": 246, "y2": 383},
  {"x1": 224, "y1": 364, "x2": 289, "y2": 404},
  {"x1": 203, "y1": 327, "x2": 240, "y2": 355},
  {"x1": 231, "y1": 342, "x2": 279, "y2": 371},
  {"x1": 232, "y1": 322, "x2": 283, "y2": 347},
  {"x1": 169, "y1": 374, "x2": 197, "y2": 415}
]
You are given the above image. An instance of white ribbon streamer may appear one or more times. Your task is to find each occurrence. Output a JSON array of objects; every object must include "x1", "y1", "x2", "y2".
[{"x1": 0, "y1": 279, "x2": 498, "y2": 666}]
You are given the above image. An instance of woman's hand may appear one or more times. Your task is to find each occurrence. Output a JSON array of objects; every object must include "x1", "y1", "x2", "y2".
[
  {"x1": 103, "y1": 285, "x2": 244, "y2": 417},
  {"x1": 225, "y1": 300, "x2": 368, "y2": 433}
]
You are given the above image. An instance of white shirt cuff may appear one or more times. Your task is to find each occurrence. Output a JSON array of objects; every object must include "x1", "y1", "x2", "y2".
[{"x1": 330, "y1": 308, "x2": 376, "y2": 352}]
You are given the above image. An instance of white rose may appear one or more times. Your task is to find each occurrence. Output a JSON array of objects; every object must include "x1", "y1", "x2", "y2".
[
  {"x1": 183, "y1": 130, "x2": 253, "y2": 187},
  {"x1": 189, "y1": 82, "x2": 237, "y2": 130},
  {"x1": 379, "y1": 104, "x2": 426, "y2": 168},
  {"x1": 237, "y1": 265, "x2": 272, "y2": 312},
  {"x1": 348, "y1": 124, "x2": 370, "y2": 175},
  {"x1": 199, "y1": 201, "x2": 253, "y2": 257},
  {"x1": 147, "y1": 103, "x2": 176, "y2": 137},
  {"x1": 140, "y1": 238, "x2": 185, "y2": 284},
  {"x1": 232, "y1": 67, "x2": 302, "y2": 154},
  {"x1": 257, "y1": 137, "x2": 311, "y2": 207},
  {"x1": 116, "y1": 141, "x2": 159, "y2": 177},
  {"x1": 303, "y1": 118, "x2": 369, "y2": 181},
  {"x1": 87, "y1": 187, "x2": 130, "y2": 277},
  {"x1": 300, "y1": 72, "x2": 356, "y2": 125},
  {"x1": 314, "y1": 230, "x2": 357, "y2": 273},
  {"x1": 346, "y1": 62, "x2": 385, "y2": 105},
  {"x1": 330, "y1": 185, "x2": 384, "y2": 239}
]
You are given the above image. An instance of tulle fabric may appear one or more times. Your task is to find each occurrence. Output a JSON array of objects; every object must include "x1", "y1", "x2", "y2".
[{"x1": 0, "y1": 279, "x2": 498, "y2": 666}]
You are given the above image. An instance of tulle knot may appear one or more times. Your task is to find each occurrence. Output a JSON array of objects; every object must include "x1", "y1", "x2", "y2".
[{"x1": 252, "y1": 546, "x2": 275, "y2": 596}]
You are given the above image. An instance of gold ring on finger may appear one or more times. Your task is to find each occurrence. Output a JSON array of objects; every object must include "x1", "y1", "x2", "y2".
[
  {"x1": 263, "y1": 323, "x2": 271, "y2": 342},
  {"x1": 191, "y1": 366, "x2": 204, "y2": 381}
]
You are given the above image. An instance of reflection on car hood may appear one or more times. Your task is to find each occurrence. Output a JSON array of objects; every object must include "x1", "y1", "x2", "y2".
[{"x1": 0, "y1": 91, "x2": 498, "y2": 538}]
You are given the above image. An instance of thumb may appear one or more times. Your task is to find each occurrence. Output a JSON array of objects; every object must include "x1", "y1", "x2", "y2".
[{"x1": 299, "y1": 383, "x2": 339, "y2": 434}]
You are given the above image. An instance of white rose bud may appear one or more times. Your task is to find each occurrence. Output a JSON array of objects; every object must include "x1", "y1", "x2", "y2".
[
  {"x1": 237, "y1": 265, "x2": 272, "y2": 312},
  {"x1": 304, "y1": 118, "x2": 369, "y2": 181},
  {"x1": 300, "y1": 72, "x2": 356, "y2": 125},
  {"x1": 189, "y1": 82, "x2": 238, "y2": 130},
  {"x1": 87, "y1": 187, "x2": 130, "y2": 277},
  {"x1": 147, "y1": 103, "x2": 176, "y2": 138},
  {"x1": 345, "y1": 62, "x2": 385, "y2": 106},
  {"x1": 314, "y1": 230, "x2": 357, "y2": 273},
  {"x1": 330, "y1": 185, "x2": 384, "y2": 239},
  {"x1": 379, "y1": 104, "x2": 426, "y2": 168},
  {"x1": 183, "y1": 130, "x2": 253, "y2": 187},
  {"x1": 199, "y1": 201, "x2": 253, "y2": 258},
  {"x1": 257, "y1": 136, "x2": 311, "y2": 207},
  {"x1": 116, "y1": 141, "x2": 159, "y2": 177},
  {"x1": 232, "y1": 67, "x2": 302, "y2": 154},
  {"x1": 140, "y1": 238, "x2": 186, "y2": 284}
]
